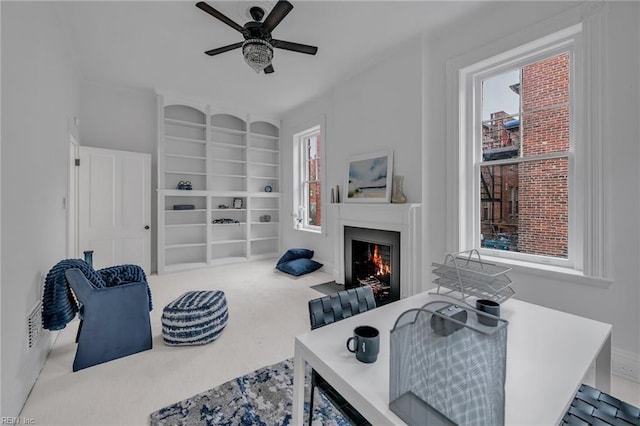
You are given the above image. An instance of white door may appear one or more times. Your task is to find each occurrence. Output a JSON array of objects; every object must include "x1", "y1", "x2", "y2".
[{"x1": 78, "y1": 146, "x2": 151, "y2": 273}]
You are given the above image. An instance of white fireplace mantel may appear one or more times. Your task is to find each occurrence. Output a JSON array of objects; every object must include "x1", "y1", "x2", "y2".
[{"x1": 332, "y1": 203, "x2": 422, "y2": 298}]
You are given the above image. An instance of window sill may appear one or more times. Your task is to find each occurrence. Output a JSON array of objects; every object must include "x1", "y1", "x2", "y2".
[
  {"x1": 480, "y1": 254, "x2": 612, "y2": 289},
  {"x1": 295, "y1": 227, "x2": 322, "y2": 235}
]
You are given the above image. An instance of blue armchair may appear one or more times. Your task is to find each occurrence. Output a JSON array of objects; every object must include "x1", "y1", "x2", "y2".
[{"x1": 64, "y1": 268, "x2": 152, "y2": 371}]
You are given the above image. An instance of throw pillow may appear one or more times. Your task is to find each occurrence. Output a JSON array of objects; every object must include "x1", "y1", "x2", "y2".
[
  {"x1": 276, "y1": 258, "x2": 323, "y2": 277},
  {"x1": 276, "y1": 248, "x2": 314, "y2": 266}
]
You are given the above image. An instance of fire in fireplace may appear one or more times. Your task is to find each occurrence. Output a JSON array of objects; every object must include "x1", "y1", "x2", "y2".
[{"x1": 344, "y1": 226, "x2": 400, "y2": 306}]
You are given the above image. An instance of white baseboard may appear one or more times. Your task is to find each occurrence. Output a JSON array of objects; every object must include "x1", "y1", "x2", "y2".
[{"x1": 612, "y1": 347, "x2": 640, "y2": 383}]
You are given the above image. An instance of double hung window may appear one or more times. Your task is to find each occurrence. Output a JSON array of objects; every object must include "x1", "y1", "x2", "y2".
[
  {"x1": 453, "y1": 21, "x2": 607, "y2": 278},
  {"x1": 294, "y1": 126, "x2": 322, "y2": 233}
]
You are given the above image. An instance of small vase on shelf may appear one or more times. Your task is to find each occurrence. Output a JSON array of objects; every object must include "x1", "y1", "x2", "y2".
[{"x1": 391, "y1": 176, "x2": 407, "y2": 204}]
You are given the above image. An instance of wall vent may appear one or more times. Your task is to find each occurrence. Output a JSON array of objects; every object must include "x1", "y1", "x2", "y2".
[{"x1": 27, "y1": 302, "x2": 42, "y2": 349}]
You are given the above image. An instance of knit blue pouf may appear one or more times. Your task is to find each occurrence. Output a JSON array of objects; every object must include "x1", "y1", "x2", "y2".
[{"x1": 162, "y1": 291, "x2": 228, "y2": 346}]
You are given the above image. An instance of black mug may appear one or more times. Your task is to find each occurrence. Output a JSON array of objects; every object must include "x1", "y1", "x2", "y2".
[
  {"x1": 346, "y1": 325, "x2": 380, "y2": 363},
  {"x1": 476, "y1": 299, "x2": 501, "y2": 327}
]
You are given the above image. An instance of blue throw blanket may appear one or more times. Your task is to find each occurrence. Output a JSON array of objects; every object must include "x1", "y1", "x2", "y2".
[{"x1": 42, "y1": 259, "x2": 153, "y2": 331}]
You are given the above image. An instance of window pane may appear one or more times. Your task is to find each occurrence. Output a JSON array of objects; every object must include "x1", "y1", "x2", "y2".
[
  {"x1": 301, "y1": 131, "x2": 321, "y2": 229},
  {"x1": 522, "y1": 53, "x2": 569, "y2": 111},
  {"x1": 308, "y1": 135, "x2": 320, "y2": 181},
  {"x1": 480, "y1": 52, "x2": 571, "y2": 260},
  {"x1": 480, "y1": 157, "x2": 568, "y2": 258},
  {"x1": 521, "y1": 105, "x2": 569, "y2": 156},
  {"x1": 307, "y1": 181, "x2": 321, "y2": 226},
  {"x1": 482, "y1": 70, "x2": 521, "y2": 161}
]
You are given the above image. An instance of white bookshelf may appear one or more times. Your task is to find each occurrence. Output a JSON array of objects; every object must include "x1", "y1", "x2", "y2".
[{"x1": 157, "y1": 96, "x2": 281, "y2": 273}]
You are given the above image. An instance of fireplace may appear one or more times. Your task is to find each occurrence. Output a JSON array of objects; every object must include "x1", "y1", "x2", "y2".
[{"x1": 344, "y1": 226, "x2": 400, "y2": 306}]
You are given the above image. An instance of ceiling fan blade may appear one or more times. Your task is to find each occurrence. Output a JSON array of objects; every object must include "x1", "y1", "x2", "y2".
[
  {"x1": 262, "y1": 0, "x2": 294, "y2": 33},
  {"x1": 271, "y1": 39, "x2": 318, "y2": 55},
  {"x1": 264, "y1": 64, "x2": 275, "y2": 74},
  {"x1": 205, "y1": 42, "x2": 243, "y2": 56},
  {"x1": 196, "y1": 1, "x2": 246, "y2": 34}
]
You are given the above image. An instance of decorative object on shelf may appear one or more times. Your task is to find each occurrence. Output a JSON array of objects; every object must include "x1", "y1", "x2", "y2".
[
  {"x1": 391, "y1": 175, "x2": 407, "y2": 203},
  {"x1": 335, "y1": 185, "x2": 340, "y2": 203},
  {"x1": 212, "y1": 218, "x2": 240, "y2": 224},
  {"x1": 389, "y1": 300, "x2": 508, "y2": 425},
  {"x1": 330, "y1": 187, "x2": 335, "y2": 203},
  {"x1": 177, "y1": 181, "x2": 192, "y2": 190},
  {"x1": 173, "y1": 204, "x2": 195, "y2": 210},
  {"x1": 430, "y1": 249, "x2": 514, "y2": 303},
  {"x1": 259, "y1": 214, "x2": 271, "y2": 222},
  {"x1": 218, "y1": 204, "x2": 229, "y2": 209},
  {"x1": 345, "y1": 150, "x2": 393, "y2": 203},
  {"x1": 292, "y1": 206, "x2": 304, "y2": 228},
  {"x1": 233, "y1": 198, "x2": 243, "y2": 209},
  {"x1": 264, "y1": 185, "x2": 272, "y2": 193}
]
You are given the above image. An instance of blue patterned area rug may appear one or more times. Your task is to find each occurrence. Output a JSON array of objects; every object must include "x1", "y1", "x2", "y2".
[{"x1": 149, "y1": 358, "x2": 350, "y2": 425}]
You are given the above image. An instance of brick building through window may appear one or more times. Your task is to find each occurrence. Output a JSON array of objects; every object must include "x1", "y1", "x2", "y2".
[{"x1": 481, "y1": 53, "x2": 569, "y2": 258}]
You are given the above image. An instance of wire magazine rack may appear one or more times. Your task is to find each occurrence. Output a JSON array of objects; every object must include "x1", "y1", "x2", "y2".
[
  {"x1": 431, "y1": 250, "x2": 514, "y2": 303},
  {"x1": 389, "y1": 301, "x2": 508, "y2": 425}
]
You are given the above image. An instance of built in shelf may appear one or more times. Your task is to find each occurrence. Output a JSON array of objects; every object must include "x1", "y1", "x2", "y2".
[
  {"x1": 211, "y1": 239, "x2": 246, "y2": 245},
  {"x1": 166, "y1": 170, "x2": 207, "y2": 176},
  {"x1": 210, "y1": 141, "x2": 247, "y2": 149},
  {"x1": 165, "y1": 118, "x2": 206, "y2": 129},
  {"x1": 249, "y1": 147, "x2": 278, "y2": 153},
  {"x1": 251, "y1": 133, "x2": 279, "y2": 140},
  {"x1": 210, "y1": 125, "x2": 246, "y2": 135},
  {"x1": 165, "y1": 135, "x2": 206, "y2": 144},
  {"x1": 164, "y1": 262, "x2": 209, "y2": 271},
  {"x1": 165, "y1": 208, "x2": 207, "y2": 212},
  {"x1": 167, "y1": 153, "x2": 206, "y2": 160},
  {"x1": 211, "y1": 158, "x2": 246, "y2": 164},
  {"x1": 159, "y1": 99, "x2": 280, "y2": 274},
  {"x1": 166, "y1": 242, "x2": 207, "y2": 249}
]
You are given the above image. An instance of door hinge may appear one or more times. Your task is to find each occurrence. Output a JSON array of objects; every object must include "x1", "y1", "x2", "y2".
[{"x1": 75, "y1": 159, "x2": 80, "y2": 166}]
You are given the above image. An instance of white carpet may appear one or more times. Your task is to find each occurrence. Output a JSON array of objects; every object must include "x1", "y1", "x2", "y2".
[
  {"x1": 18, "y1": 259, "x2": 640, "y2": 424},
  {"x1": 20, "y1": 259, "x2": 334, "y2": 426}
]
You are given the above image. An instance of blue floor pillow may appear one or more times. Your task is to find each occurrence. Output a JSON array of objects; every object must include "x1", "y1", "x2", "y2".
[
  {"x1": 276, "y1": 248, "x2": 314, "y2": 266},
  {"x1": 276, "y1": 258, "x2": 323, "y2": 276}
]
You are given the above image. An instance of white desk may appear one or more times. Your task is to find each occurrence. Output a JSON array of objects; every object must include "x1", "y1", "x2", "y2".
[{"x1": 292, "y1": 292, "x2": 612, "y2": 425}]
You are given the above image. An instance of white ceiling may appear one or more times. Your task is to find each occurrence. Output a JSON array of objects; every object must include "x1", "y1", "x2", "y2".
[{"x1": 57, "y1": 1, "x2": 492, "y2": 116}]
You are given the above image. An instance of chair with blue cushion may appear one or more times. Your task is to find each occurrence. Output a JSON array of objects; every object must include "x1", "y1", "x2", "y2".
[
  {"x1": 307, "y1": 285, "x2": 376, "y2": 425},
  {"x1": 64, "y1": 268, "x2": 152, "y2": 371}
]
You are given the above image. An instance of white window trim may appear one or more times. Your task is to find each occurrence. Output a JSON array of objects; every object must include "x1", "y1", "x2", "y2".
[
  {"x1": 293, "y1": 121, "x2": 325, "y2": 234},
  {"x1": 446, "y1": 3, "x2": 610, "y2": 283}
]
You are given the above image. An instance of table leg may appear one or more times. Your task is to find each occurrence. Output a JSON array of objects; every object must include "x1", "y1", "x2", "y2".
[
  {"x1": 292, "y1": 340, "x2": 306, "y2": 425},
  {"x1": 595, "y1": 332, "x2": 611, "y2": 393}
]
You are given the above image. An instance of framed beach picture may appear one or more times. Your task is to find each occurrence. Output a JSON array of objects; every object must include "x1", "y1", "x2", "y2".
[{"x1": 345, "y1": 150, "x2": 393, "y2": 203}]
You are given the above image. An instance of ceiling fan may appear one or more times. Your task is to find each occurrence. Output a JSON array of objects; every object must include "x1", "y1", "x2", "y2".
[{"x1": 196, "y1": 0, "x2": 318, "y2": 74}]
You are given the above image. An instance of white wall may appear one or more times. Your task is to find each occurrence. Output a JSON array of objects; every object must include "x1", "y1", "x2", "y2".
[
  {"x1": 280, "y1": 38, "x2": 424, "y2": 272},
  {"x1": 281, "y1": 1, "x2": 639, "y2": 363},
  {"x1": 424, "y1": 1, "x2": 639, "y2": 359},
  {"x1": 1, "y1": 2, "x2": 80, "y2": 416},
  {"x1": 79, "y1": 81, "x2": 157, "y2": 271}
]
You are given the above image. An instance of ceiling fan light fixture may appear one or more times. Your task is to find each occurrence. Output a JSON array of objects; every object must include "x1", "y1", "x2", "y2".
[{"x1": 242, "y1": 39, "x2": 273, "y2": 73}]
